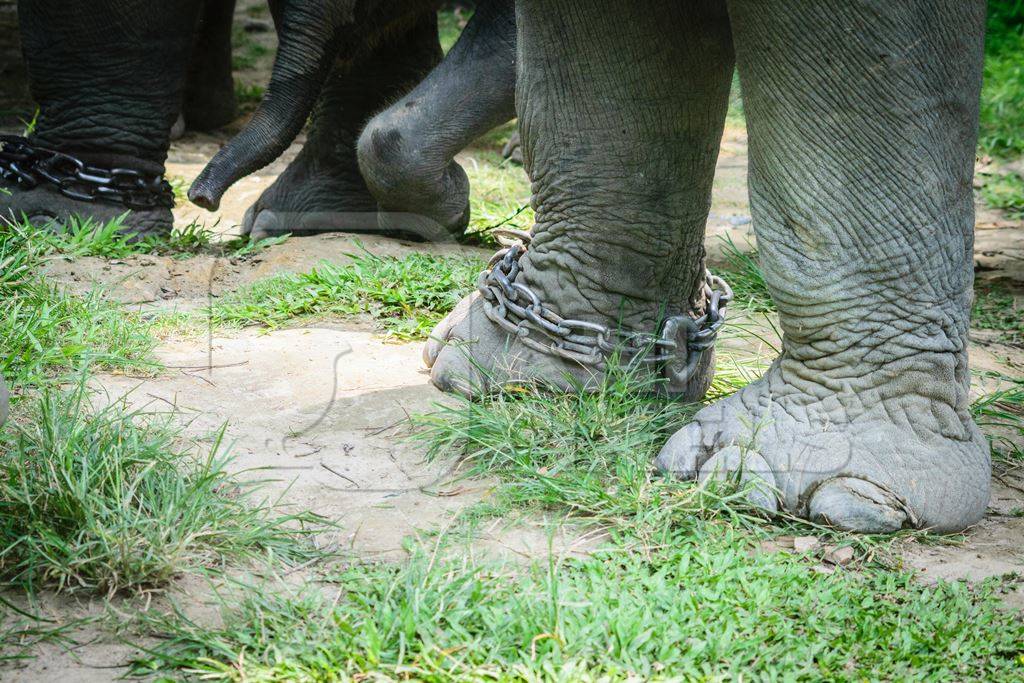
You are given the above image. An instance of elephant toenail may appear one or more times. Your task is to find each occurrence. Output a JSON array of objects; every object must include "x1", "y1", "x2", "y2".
[{"x1": 808, "y1": 477, "x2": 909, "y2": 533}]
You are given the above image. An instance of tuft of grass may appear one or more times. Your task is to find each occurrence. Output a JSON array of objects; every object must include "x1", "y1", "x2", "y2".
[
  {"x1": 716, "y1": 234, "x2": 774, "y2": 313},
  {"x1": 0, "y1": 219, "x2": 157, "y2": 393},
  {"x1": 972, "y1": 375, "x2": 1024, "y2": 465},
  {"x1": 972, "y1": 285, "x2": 1023, "y2": 346},
  {"x1": 462, "y1": 150, "x2": 535, "y2": 246},
  {"x1": 20, "y1": 213, "x2": 214, "y2": 258},
  {"x1": 413, "y1": 347, "x2": 771, "y2": 540},
  {"x1": 132, "y1": 534, "x2": 1024, "y2": 681},
  {"x1": 221, "y1": 232, "x2": 292, "y2": 258},
  {"x1": 184, "y1": 248, "x2": 482, "y2": 340},
  {"x1": 980, "y1": 2, "x2": 1024, "y2": 158},
  {"x1": 0, "y1": 380, "x2": 326, "y2": 597},
  {"x1": 979, "y1": 171, "x2": 1024, "y2": 218}
]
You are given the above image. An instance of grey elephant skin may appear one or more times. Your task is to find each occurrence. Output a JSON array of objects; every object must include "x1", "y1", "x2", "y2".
[
  {"x1": 426, "y1": 0, "x2": 991, "y2": 533},
  {"x1": 190, "y1": 0, "x2": 517, "y2": 242},
  {"x1": 0, "y1": 0, "x2": 238, "y2": 235},
  {"x1": 3, "y1": 0, "x2": 512, "y2": 241},
  {"x1": 0, "y1": 0, "x2": 30, "y2": 122}
]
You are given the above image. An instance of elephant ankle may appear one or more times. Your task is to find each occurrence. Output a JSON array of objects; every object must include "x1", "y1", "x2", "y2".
[{"x1": 515, "y1": 236, "x2": 709, "y2": 336}]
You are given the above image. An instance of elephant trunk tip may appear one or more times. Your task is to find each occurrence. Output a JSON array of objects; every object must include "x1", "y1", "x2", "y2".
[{"x1": 188, "y1": 169, "x2": 226, "y2": 211}]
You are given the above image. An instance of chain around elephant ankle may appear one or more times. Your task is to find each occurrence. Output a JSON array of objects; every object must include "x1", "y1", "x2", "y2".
[
  {"x1": 0, "y1": 135, "x2": 175, "y2": 211},
  {"x1": 478, "y1": 229, "x2": 733, "y2": 392}
]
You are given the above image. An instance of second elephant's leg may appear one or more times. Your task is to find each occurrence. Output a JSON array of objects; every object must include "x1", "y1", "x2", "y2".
[
  {"x1": 182, "y1": 0, "x2": 238, "y2": 132},
  {"x1": 2, "y1": 0, "x2": 202, "y2": 235},
  {"x1": 657, "y1": 0, "x2": 990, "y2": 532},
  {"x1": 427, "y1": 0, "x2": 734, "y2": 398},
  {"x1": 242, "y1": 12, "x2": 443, "y2": 240},
  {"x1": 357, "y1": 0, "x2": 517, "y2": 239}
]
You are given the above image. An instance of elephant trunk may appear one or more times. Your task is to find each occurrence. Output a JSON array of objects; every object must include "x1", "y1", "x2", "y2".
[{"x1": 189, "y1": 2, "x2": 349, "y2": 210}]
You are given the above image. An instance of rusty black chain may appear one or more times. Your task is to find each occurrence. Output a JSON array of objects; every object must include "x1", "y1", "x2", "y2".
[
  {"x1": 478, "y1": 229, "x2": 733, "y2": 392},
  {"x1": 0, "y1": 135, "x2": 174, "y2": 210}
]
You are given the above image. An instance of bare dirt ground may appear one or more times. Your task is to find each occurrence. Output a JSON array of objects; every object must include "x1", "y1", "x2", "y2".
[{"x1": 3, "y1": 2, "x2": 1023, "y2": 678}]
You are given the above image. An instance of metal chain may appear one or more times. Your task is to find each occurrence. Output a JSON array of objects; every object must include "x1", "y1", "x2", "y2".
[
  {"x1": 0, "y1": 135, "x2": 175, "y2": 210},
  {"x1": 478, "y1": 229, "x2": 733, "y2": 391}
]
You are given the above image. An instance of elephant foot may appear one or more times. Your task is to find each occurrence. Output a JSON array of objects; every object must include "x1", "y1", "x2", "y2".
[
  {"x1": 655, "y1": 360, "x2": 991, "y2": 533},
  {"x1": 424, "y1": 292, "x2": 606, "y2": 397},
  {"x1": 424, "y1": 243, "x2": 716, "y2": 400},
  {"x1": 241, "y1": 157, "x2": 382, "y2": 241},
  {"x1": 0, "y1": 185, "x2": 172, "y2": 237}
]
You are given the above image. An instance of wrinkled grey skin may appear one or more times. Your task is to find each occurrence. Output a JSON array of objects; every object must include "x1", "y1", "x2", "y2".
[
  {"x1": 427, "y1": 0, "x2": 991, "y2": 533},
  {"x1": 358, "y1": 0, "x2": 516, "y2": 239},
  {"x1": 0, "y1": 0, "x2": 31, "y2": 122},
  {"x1": 0, "y1": 0, "x2": 238, "y2": 236},
  {"x1": 191, "y1": 0, "x2": 516, "y2": 242}
]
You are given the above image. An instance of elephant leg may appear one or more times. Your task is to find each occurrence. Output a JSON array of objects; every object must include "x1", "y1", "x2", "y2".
[
  {"x1": 1, "y1": 0, "x2": 203, "y2": 236},
  {"x1": 357, "y1": 0, "x2": 516, "y2": 240},
  {"x1": 241, "y1": 11, "x2": 443, "y2": 240},
  {"x1": 657, "y1": 0, "x2": 990, "y2": 532},
  {"x1": 0, "y1": 0, "x2": 31, "y2": 122},
  {"x1": 183, "y1": 0, "x2": 238, "y2": 132},
  {"x1": 426, "y1": 0, "x2": 734, "y2": 398}
]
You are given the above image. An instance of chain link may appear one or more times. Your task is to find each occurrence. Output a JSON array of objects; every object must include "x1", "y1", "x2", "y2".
[
  {"x1": 478, "y1": 229, "x2": 733, "y2": 391},
  {"x1": 0, "y1": 135, "x2": 175, "y2": 210}
]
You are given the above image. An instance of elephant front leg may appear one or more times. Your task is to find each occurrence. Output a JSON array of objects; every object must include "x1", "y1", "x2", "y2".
[
  {"x1": 1, "y1": 0, "x2": 203, "y2": 236},
  {"x1": 426, "y1": 0, "x2": 735, "y2": 398},
  {"x1": 657, "y1": 0, "x2": 991, "y2": 532},
  {"x1": 241, "y1": 11, "x2": 444, "y2": 240},
  {"x1": 182, "y1": 0, "x2": 239, "y2": 132},
  {"x1": 357, "y1": 0, "x2": 517, "y2": 240}
]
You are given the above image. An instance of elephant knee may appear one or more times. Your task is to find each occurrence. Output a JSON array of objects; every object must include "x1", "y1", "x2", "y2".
[{"x1": 357, "y1": 115, "x2": 436, "y2": 205}]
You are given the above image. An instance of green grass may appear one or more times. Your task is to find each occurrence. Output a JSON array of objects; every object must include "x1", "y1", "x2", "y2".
[
  {"x1": 979, "y1": 171, "x2": 1024, "y2": 218},
  {"x1": 231, "y1": 24, "x2": 272, "y2": 71},
  {"x1": 0, "y1": 379, "x2": 326, "y2": 597},
  {"x1": 0, "y1": 218, "x2": 157, "y2": 393},
  {"x1": 715, "y1": 235, "x2": 774, "y2": 313},
  {"x1": 173, "y1": 248, "x2": 483, "y2": 340},
  {"x1": 462, "y1": 150, "x2": 535, "y2": 246},
  {"x1": 131, "y1": 354, "x2": 1024, "y2": 681},
  {"x1": 971, "y1": 375, "x2": 1024, "y2": 465},
  {"x1": 118, "y1": 327, "x2": 1024, "y2": 681},
  {"x1": 130, "y1": 536, "x2": 1024, "y2": 681},
  {"x1": 2, "y1": 211, "x2": 280, "y2": 394},
  {"x1": 27, "y1": 213, "x2": 214, "y2": 258},
  {"x1": 18, "y1": 213, "x2": 291, "y2": 260},
  {"x1": 235, "y1": 82, "x2": 266, "y2": 110},
  {"x1": 1, "y1": 597, "x2": 78, "y2": 664},
  {"x1": 132, "y1": 352, "x2": 1024, "y2": 683},
  {"x1": 973, "y1": 284, "x2": 1023, "y2": 346},
  {"x1": 980, "y1": 1, "x2": 1024, "y2": 157},
  {"x1": 412, "y1": 354, "x2": 772, "y2": 540},
  {"x1": 438, "y1": 7, "x2": 472, "y2": 54}
]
